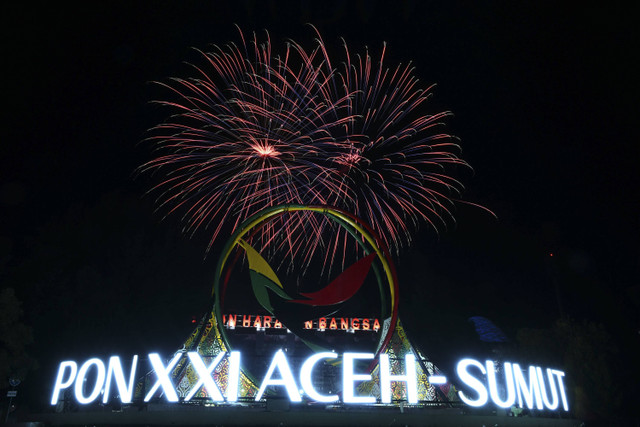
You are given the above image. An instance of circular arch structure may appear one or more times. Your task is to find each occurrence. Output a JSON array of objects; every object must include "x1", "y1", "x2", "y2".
[{"x1": 210, "y1": 204, "x2": 400, "y2": 358}]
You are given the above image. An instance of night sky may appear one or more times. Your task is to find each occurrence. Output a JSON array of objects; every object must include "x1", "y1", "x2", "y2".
[{"x1": 2, "y1": 1, "x2": 639, "y2": 418}]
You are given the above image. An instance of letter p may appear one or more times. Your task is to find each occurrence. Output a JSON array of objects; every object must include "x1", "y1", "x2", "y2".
[{"x1": 51, "y1": 361, "x2": 78, "y2": 405}]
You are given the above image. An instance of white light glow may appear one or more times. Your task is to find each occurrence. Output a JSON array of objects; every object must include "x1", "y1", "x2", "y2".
[
  {"x1": 428, "y1": 375, "x2": 447, "y2": 384},
  {"x1": 551, "y1": 369, "x2": 569, "y2": 411},
  {"x1": 50, "y1": 351, "x2": 570, "y2": 411},
  {"x1": 380, "y1": 354, "x2": 418, "y2": 404},
  {"x1": 102, "y1": 355, "x2": 138, "y2": 404},
  {"x1": 74, "y1": 358, "x2": 106, "y2": 405},
  {"x1": 51, "y1": 361, "x2": 77, "y2": 405},
  {"x1": 513, "y1": 364, "x2": 543, "y2": 410},
  {"x1": 300, "y1": 352, "x2": 338, "y2": 403},
  {"x1": 342, "y1": 352, "x2": 375, "y2": 404},
  {"x1": 144, "y1": 353, "x2": 182, "y2": 402},
  {"x1": 185, "y1": 352, "x2": 225, "y2": 401},
  {"x1": 486, "y1": 361, "x2": 516, "y2": 408},
  {"x1": 456, "y1": 358, "x2": 488, "y2": 407},
  {"x1": 537, "y1": 367, "x2": 559, "y2": 410},
  {"x1": 255, "y1": 350, "x2": 301, "y2": 402},
  {"x1": 226, "y1": 351, "x2": 241, "y2": 402}
]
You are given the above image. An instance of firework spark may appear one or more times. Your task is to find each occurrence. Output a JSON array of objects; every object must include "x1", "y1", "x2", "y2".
[{"x1": 140, "y1": 26, "x2": 476, "y2": 266}]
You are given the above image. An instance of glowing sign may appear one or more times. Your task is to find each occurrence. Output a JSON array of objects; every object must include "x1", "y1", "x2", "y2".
[
  {"x1": 222, "y1": 314, "x2": 381, "y2": 332},
  {"x1": 144, "y1": 353, "x2": 181, "y2": 402},
  {"x1": 255, "y1": 350, "x2": 301, "y2": 402},
  {"x1": 185, "y1": 352, "x2": 225, "y2": 401},
  {"x1": 380, "y1": 353, "x2": 417, "y2": 404},
  {"x1": 51, "y1": 356, "x2": 138, "y2": 405},
  {"x1": 342, "y1": 353, "x2": 376, "y2": 404},
  {"x1": 51, "y1": 352, "x2": 569, "y2": 412},
  {"x1": 456, "y1": 358, "x2": 568, "y2": 411},
  {"x1": 299, "y1": 352, "x2": 339, "y2": 403}
]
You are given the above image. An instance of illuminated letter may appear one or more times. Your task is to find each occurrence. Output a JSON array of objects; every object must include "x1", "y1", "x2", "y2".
[
  {"x1": 456, "y1": 358, "x2": 488, "y2": 407},
  {"x1": 274, "y1": 319, "x2": 282, "y2": 328},
  {"x1": 253, "y1": 316, "x2": 262, "y2": 329},
  {"x1": 74, "y1": 358, "x2": 106, "y2": 404},
  {"x1": 329, "y1": 318, "x2": 337, "y2": 330},
  {"x1": 51, "y1": 361, "x2": 77, "y2": 405},
  {"x1": 551, "y1": 369, "x2": 569, "y2": 411},
  {"x1": 351, "y1": 318, "x2": 360, "y2": 330},
  {"x1": 185, "y1": 352, "x2": 225, "y2": 401},
  {"x1": 536, "y1": 367, "x2": 559, "y2": 410},
  {"x1": 380, "y1": 354, "x2": 418, "y2": 404},
  {"x1": 300, "y1": 352, "x2": 339, "y2": 402},
  {"x1": 256, "y1": 350, "x2": 301, "y2": 402},
  {"x1": 373, "y1": 319, "x2": 380, "y2": 331},
  {"x1": 319, "y1": 318, "x2": 327, "y2": 330},
  {"x1": 304, "y1": 320, "x2": 313, "y2": 330},
  {"x1": 486, "y1": 361, "x2": 516, "y2": 408},
  {"x1": 263, "y1": 316, "x2": 272, "y2": 329},
  {"x1": 242, "y1": 315, "x2": 251, "y2": 327},
  {"x1": 343, "y1": 352, "x2": 375, "y2": 404},
  {"x1": 227, "y1": 314, "x2": 237, "y2": 329},
  {"x1": 144, "y1": 353, "x2": 181, "y2": 402},
  {"x1": 340, "y1": 318, "x2": 349, "y2": 330},
  {"x1": 513, "y1": 364, "x2": 543, "y2": 410},
  {"x1": 102, "y1": 356, "x2": 138, "y2": 404},
  {"x1": 226, "y1": 351, "x2": 241, "y2": 402},
  {"x1": 362, "y1": 319, "x2": 370, "y2": 330}
]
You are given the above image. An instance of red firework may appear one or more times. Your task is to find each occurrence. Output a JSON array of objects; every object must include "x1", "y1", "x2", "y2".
[
  {"x1": 328, "y1": 38, "x2": 471, "y2": 253},
  {"x1": 139, "y1": 27, "x2": 475, "y2": 267}
]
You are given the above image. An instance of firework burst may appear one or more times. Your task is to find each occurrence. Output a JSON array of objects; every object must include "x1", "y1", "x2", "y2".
[
  {"x1": 140, "y1": 26, "x2": 476, "y2": 267},
  {"x1": 327, "y1": 39, "x2": 472, "y2": 252}
]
